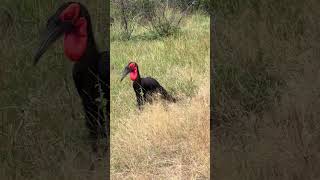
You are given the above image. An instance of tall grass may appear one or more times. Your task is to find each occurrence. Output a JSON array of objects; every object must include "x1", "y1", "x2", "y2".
[
  {"x1": 110, "y1": 13, "x2": 210, "y2": 178},
  {"x1": 1, "y1": 1, "x2": 108, "y2": 179},
  {"x1": 214, "y1": 0, "x2": 320, "y2": 179}
]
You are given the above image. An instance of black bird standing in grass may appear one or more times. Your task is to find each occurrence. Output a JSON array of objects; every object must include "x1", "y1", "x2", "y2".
[
  {"x1": 33, "y1": 2, "x2": 109, "y2": 153},
  {"x1": 121, "y1": 62, "x2": 176, "y2": 109}
]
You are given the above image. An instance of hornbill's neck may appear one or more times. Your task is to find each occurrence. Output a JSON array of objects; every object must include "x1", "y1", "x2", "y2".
[
  {"x1": 76, "y1": 25, "x2": 100, "y2": 68},
  {"x1": 82, "y1": 20, "x2": 99, "y2": 57},
  {"x1": 64, "y1": 4, "x2": 99, "y2": 65},
  {"x1": 131, "y1": 66, "x2": 141, "y2": 83}
]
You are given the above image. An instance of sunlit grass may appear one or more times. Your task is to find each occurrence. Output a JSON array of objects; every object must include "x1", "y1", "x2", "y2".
[{"x1": 110, "y1": 13, "x2": 210, "y2": 179}]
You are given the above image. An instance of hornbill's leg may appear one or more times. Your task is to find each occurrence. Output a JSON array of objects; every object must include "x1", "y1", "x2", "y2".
[
  {"x1": 144, "y1": 92, "x2": 154, "y2": 104},
  {"x1": 134, "y1": 87, "x2": 144, "y2": 110},
  {"x1": 98, "y1": 52, "x2": 109, "y2": 140},
  {"x1": 82, "y1": 98, "x2": 106, "y2": 136},
  {"x1": 72, "y1": 67, "x2": 106, "y2": 152}
]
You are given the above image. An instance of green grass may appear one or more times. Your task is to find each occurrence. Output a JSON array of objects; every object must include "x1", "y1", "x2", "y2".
[
  {"x1": 110, "y1": 13, "x2": 210, "y2": 122},
  {"x1": 1, "y1": 1, "x2": 108, "y2": 179},
  {"x1": 110, "y1": 12, "x2": 210, "y2": 178}
]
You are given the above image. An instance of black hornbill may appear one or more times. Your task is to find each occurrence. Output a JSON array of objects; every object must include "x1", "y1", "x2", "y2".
[
  {"x1": 120, "y1": 62, "x2": 176, "y2": 109},
  {"x1": 34, "y1": 2, "x2": 109, "y2": 152}
]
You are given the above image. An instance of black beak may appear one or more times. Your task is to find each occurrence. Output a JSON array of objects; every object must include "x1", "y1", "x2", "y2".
[
  {"x1": 120, "y1": 66, "x2": 130, "y2": 82},
  {"x1": 33, "y1": 21, "x2": 72, "y2": 65}
]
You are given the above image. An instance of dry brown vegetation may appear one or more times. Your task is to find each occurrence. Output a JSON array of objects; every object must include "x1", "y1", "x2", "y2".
[
  {"x1": 111, "y1": 80, "x2": 210, "y2": 179},
  {"x1": 214, "y1": 0, "x2": 320, "y2": 179},
  {"x1": 110, "y1": 12, "x2": 210, "y2": 179}
]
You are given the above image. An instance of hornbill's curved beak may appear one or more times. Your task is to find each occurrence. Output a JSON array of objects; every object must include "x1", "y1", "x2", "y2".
[
  {"x1": 33, "y1": 21, "x2": 72, "y2": 65},
  {"x1": 120, "y1": 66, "x2": 130, "y2": 82}
]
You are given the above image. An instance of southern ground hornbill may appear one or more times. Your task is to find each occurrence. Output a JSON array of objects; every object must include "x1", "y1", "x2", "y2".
[
  {"x1": 121, "y1": 62, "x2": 176, "y2": 109},
  {"x1": 33, "y1": 2, "x2": 109, "y2": 152}
]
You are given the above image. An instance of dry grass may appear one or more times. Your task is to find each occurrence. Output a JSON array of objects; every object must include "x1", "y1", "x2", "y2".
[
  {"x1": 213, "y1": 0, "x2": 320, "y2": 179},
  {"x1": 110, "y1": 13, "x2": 210, "y2": 179},
  {"x1": 215, "y1": 60, "x2": 320, "y2": 180},
  {"x1": 111, "y1": 80, "x2": 210, "y2": 179}
]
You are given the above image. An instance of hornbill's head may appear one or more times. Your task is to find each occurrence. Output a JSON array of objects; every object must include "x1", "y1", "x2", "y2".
[
  {"x1": 34, "y1": 2, "x2": 93, "y2": 65},
  {"x1": 120, "y1": 62, "x2": 139, "y2": 81}
]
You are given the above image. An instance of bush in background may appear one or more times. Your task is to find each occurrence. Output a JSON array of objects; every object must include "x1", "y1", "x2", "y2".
[{"x1": 111, "y1": 0, "x2": 210, "y2": 39}]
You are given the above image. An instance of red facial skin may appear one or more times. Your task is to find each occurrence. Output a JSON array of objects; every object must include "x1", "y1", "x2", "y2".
[
  {"x1": 129, "y1": 63, "x2": 138, "y2": 81},
  {"x1": 59, "y1": 3, "x2": 88, "y2": 61}
]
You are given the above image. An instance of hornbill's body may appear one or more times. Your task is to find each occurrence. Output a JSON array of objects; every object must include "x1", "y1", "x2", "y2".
[
  {"x1": 34, "y1": 2, "x2": 109, "y2": 152},
  {"x1": 121, "y1": 62, "x2": 176, "y2": 109}
]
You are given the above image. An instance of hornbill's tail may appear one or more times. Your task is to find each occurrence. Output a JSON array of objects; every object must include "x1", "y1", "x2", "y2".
[{"x1": 159, "y1": 87, "x2": 177, "y2": 103}]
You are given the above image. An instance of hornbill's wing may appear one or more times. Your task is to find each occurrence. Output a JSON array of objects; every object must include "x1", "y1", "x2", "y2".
[
  {"x1": 141, "y1": 77, "x2": 162, "y2": 89},
  {"x1": 143, "y1": 77, "x2": 176, "y2": 102}
]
